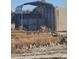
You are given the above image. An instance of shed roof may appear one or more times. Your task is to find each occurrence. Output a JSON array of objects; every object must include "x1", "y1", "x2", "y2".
[{"x1": 23, "y1": 1, "x2": 53, "y2": 7}]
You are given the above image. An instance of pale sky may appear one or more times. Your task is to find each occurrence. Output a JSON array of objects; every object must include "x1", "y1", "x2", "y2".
[{"x1": 11, "y1": 0, "x2": 67, "y2": 11}]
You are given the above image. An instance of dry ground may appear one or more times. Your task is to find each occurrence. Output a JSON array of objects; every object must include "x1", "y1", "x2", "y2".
[{"x1": 11, "y1": 30, "x2": 67, "y2": 54}]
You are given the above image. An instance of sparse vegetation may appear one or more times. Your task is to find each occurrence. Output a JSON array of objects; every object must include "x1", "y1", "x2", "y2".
[{"x1": 11, "y1": 30, "x2": 67, "y2": 54}]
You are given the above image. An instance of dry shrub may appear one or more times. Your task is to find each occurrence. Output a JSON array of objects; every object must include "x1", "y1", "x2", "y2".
[{"x1": 11, "y1": 30, "x2": 65, "y2": 53}]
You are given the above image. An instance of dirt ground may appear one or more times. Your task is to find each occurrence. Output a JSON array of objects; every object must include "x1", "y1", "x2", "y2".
[{"x1": 11, "y1": 30, "x2": 67, "y2": 59}]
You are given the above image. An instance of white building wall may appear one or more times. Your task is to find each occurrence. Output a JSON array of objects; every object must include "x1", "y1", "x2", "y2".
[{"x1": 55, "y1": 7, "x2": 67, "y2": 31}]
